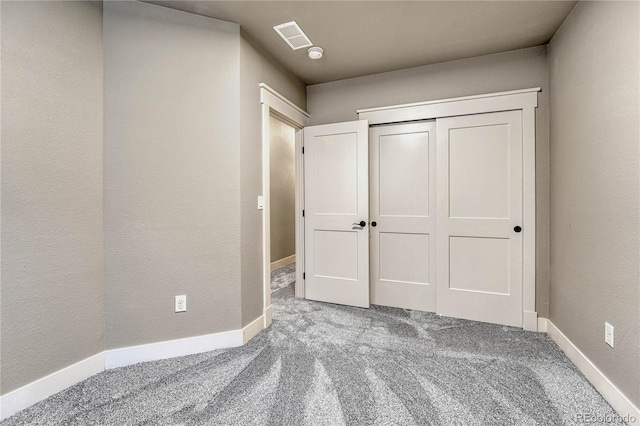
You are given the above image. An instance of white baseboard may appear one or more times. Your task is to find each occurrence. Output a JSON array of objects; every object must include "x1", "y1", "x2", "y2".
[
  {"x1": 270, "y1": 254, "x2": 295, "y2": 271},
  {"x1": 546, "y1": 320, "x2": 639, "y2": 424},
  {"x1": 104, "y1": 329, "x2": 243, "y2": 369},
  {"x1": 242, "y1": 314, "x2": 265, "y2": 344},
  {"x1": 0, "y1": 352, "x2": 105, "y2": 421},
  {"x1": 2, "y1": 327, "x2": 248, "y2": 420},
  {"x1": 537, "y1": 317, "x2": 548, "y2": 333},
  {"x1": 264, "y1": 305, "x2": 273, "y2": 327}
]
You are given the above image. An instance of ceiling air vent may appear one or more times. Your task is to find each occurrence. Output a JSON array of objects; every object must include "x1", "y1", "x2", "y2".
[{"x1": 273, "y1": 21, "x2": 313, "y2": 50}]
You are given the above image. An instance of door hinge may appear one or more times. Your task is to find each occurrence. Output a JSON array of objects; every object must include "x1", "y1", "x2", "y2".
[
  {"x1": 302, "y1": 146, "x2": 305, "y2": 154},
  {"x1": 303, "y1": 272, "x2": 305, "y2": 280},
  {"x1": 302, "y1": 209, "x2": 305, "y2": 217}
]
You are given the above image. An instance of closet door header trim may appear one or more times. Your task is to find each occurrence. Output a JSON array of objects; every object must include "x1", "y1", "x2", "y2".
[{"x1": 357, "y1": 87, "x2": 540, "y2": 125}]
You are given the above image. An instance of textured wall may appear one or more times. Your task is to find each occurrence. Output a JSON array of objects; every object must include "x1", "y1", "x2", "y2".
[
  {"x1": 239, "y1": 30, "x2": 306, "y2": 327},
  {"x1": 549, "y1": 1, "x2": 639, "y2": 406},
  {"x1": 269, "y1": 116, "x2": 296, "y2": 262},
  {"x1": 104, "y1": 1, "x2": 241, "y2": 349},
  {"x1": 1, "y1": 1, "x2": 104, "y2": 394},
  {"x1": 307, "y1": 46, "x2": 551, "y2": 317}
]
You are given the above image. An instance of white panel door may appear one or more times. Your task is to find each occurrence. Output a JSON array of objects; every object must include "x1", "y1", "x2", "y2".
[
  {"x1": 370, "y1": 122, "x2": 436, "y2": 311},
  {"x1": 304, "y1": 120, "x2": 370, "y2": 308},
  {"x1": 436, "y1": 110, "x2": 523, "y2": 327}
]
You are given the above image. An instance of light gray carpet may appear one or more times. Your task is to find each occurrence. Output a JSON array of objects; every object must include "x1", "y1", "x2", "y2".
[
  {"x1": 270, "y1": 262, "x2": 295, "y2": 293},
  {"x1": 1, "y1": 268, "x2": 624, "y2": 425}
]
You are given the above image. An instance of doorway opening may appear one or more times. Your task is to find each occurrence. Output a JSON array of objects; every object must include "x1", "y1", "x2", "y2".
[
  {"x1": 269, "y1": 114, "x2": 297, "y2": 299},
  {"x1": 260, "y1": 84, "x2": 309, "y2": 328}
]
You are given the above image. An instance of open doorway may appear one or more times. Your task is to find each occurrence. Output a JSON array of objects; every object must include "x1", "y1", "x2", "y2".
[
  {"x1": 269, "y1": 114, "x2": 297, "y2": 298},
  {"x1": 260, "y1": 84, "x2": 309, "y2": 328}
]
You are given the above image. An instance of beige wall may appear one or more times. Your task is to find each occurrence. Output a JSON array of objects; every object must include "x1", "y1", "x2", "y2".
[
  {"x1": 307, "y1": 46, "x2": 551, "y2": 317},
  {"x1": 269, "y1": 115, "x2": 296, "y2": 263},
  {"x1": 239, "y1": 29, "x2": 306, "y2": 326},
  {"x1": 104, "y1": 1, "x2": 242, "y2": 349},
  {"x1": 1, "y1": 1, "x2": 105, "y2": 394},
  {"x1": 549, "y1": 1, "x2": 639, "y2": 407}
]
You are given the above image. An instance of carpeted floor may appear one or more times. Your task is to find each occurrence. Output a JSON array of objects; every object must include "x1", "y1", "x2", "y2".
[
  {"x1": 270, "y1": 262, "x2": 295, "y2": 293},
  {"x1": 1, "y1": 265, "x2": 623, "y2": 425}
]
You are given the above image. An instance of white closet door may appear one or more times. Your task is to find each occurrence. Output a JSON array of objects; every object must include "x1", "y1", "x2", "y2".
[
  {"x1": 304, "y1": 120, "x2": 370, "y2": 308},
  {"x1": 436, "y1": 110, "x2": 523, "y2": 327},
  {"x1": 370, "y1": 122, "x2": 436, "y2": 311}
]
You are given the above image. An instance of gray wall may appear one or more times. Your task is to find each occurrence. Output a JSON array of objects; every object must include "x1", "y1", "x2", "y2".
[
  {"x1": 269, "y1": 115, "x2": 296, "y2": 263},
  {"x1": 104, "y1": 1, "x2": 242, "y2": 349},
  {"x1": 307, "y1": 46, "x2": 551, "y2": 317},
  {"x1": 1, "y1": 1, "x2": 104, "y2": 394},
  {"x1": 549, "y1": 1, "x2": 639, "y2": 407},
  {"x1": 0, "y1": 0, "x2": 307, "y2": 395},
  {"x1": 239, "y1": 30, "x2": 306, "y2": 326}
]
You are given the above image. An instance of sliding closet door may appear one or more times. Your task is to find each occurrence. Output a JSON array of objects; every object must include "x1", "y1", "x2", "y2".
[
  {"x1": 370, "y1": 122, "x2": 436, "y2": 311},
  {"x1": 436, "y1": 110, "x2": 523, "y2": 327},
  {"x1": 304, "y1": 120, "x2": 370, "y2": 308}
]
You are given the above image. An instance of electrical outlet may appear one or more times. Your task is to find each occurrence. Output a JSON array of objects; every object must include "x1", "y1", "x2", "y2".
[
  {"x1": 605, "y1": 322, "x2": 614, "y2": 348},
  {"x1": 175, "y1": 295, "x2": 187, "y2": 313}
]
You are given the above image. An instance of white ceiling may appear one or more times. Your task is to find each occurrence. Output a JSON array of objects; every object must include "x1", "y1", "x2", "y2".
[{"x1": 146, "y1": 1, "x2": 577, "y2": 85}]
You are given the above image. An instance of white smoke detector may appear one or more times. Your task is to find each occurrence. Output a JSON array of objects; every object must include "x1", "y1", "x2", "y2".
[
  {"x1": 273, "y1": 21, "x2": 313, "y2": 50},
  {"x1": 308, "y1": 46, "x2": 324, "y2": 60}
]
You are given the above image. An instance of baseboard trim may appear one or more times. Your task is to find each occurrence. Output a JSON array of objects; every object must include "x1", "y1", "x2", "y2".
[
  {"x1": 537, "y1": 317, "x2": 548, "y2": 333},
  {"x1": 104, "y1": 329, "x2": 243, "y2": 369},
  {"x1": 270, "y1": 254, "x2": 295, "y2": 271},
  {"x1": 242, "y1": 314, "x2": 265, "y2": 344},
  {"x1": 547, "y1": 320, "x2": 639, "y2": 424},
  {"x1": 0, "y1": 352, "x2": 105, "y2": 421},
  {"x1": 264, "y1": 305, "x2": 273, "y2": 327},
  {"x1": 2, "y1": 328, "x2": 248, "y2": 420}
]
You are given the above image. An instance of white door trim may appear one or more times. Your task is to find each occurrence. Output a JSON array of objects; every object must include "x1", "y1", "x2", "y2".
[
  {"x1": 521, "y1": 105, "x2": 537, "y2": 331},
  {"x1": 359, "y1": 88, "x2": 539, "y2": 331},
  {"x1": 260, "y1": 84, "x2": 309, "y2": 327},
  {"x1": 357, "y1": 87, "x2": 540, "y2": 125}
]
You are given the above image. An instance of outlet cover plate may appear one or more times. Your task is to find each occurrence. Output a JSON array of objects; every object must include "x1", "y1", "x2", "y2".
[
  {"x1": 175, "y1": 295, "x2": 187, "y2": 313},
  {"x1": 605, "y1": 322, "x2": 614, "y2": 347}
]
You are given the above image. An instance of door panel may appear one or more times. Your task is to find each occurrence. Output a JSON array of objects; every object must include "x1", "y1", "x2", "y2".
[
  {"x1": 436, "y1": 111, "x2": 523, "y2": 327},
  {"x1": 379, "y1": 232, "x2": 430, "y2": 284},
  {"x1": 379, "y1": 133, "x2": 431, "y2": 216},
  {"x1": 314, "y1": 230, "x2": 358, "y2": 280},
  {"x1": 449, "y1": 125, "x2": 511, "y2": 219},
  {"x1": 449, "y1": 237, "x2": 510, "y2": 294},
  {"x1": 313, "y1": 133, "x2": 358, "y2": 215},
  {"x1": 304, "y1": 120, "x2": 369, "y2": 308},
  {"x1": 370, "y1": 122, "x2": 436, "y2": 312}
]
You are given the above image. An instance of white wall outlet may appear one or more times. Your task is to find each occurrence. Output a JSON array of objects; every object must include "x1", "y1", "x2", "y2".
[
  {"x1": 175, "y1": 295, "x2": 187, "y2": 313},
  {"x1": 604, "y1": 322, "x2": 614, "y2": 347},
  {"x1": 257, "y1": 195, "x2": 264, "y2": 210}
]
